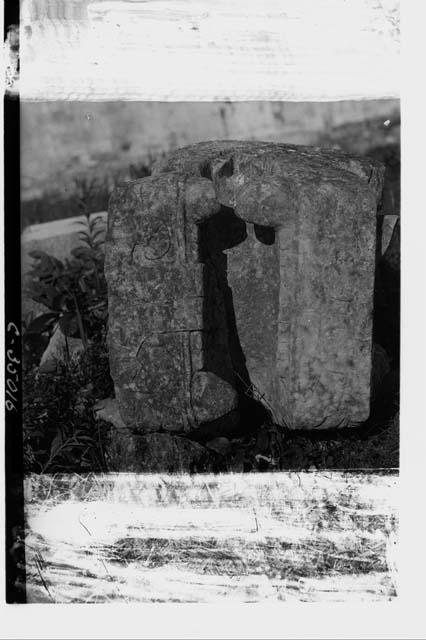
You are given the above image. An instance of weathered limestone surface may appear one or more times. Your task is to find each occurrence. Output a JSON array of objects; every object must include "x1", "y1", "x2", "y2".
[{"x1": 105, "y1": 141, "x2": 384, "y2": 432}]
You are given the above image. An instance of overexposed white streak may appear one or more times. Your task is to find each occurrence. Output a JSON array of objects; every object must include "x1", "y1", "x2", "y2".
[
  {"x1": 24, "y1": 472, "x2": 398, "y2": 603},
  {"x1": 19, "y1": 0, "x2": 400, "y2": 101}
]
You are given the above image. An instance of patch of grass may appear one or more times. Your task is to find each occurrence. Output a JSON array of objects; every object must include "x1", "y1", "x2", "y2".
[{"x1": 23, "y1": 330, "x2": 114, "y2": 474}]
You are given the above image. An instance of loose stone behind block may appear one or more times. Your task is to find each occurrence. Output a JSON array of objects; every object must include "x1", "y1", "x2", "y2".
[{"x1": 105, "y1": 141, "x2": 384, "y2": 432}]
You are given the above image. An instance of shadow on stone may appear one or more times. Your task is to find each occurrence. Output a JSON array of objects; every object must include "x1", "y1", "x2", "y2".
[
  {"x1": 198, "y1": 205, "x2": 271, "y2": 437},
  {"x1": 372, "y1": 221, "x2": 400, "y2": 369}
]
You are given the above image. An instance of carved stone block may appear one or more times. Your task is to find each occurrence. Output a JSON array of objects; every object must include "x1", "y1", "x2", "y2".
[{"x1": 105, "y1": 141, "x2": 384, "y2": 431}]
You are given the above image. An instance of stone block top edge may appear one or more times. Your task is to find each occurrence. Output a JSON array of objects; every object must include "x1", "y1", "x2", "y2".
[
  {"x1": 152, "y1": 140, "x2": 385, "y2": 200},
  {"x1": 106, "y1": 140, "x2": 385, "y2": 242}
]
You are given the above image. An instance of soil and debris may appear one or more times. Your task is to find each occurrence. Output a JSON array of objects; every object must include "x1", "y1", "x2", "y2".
[{"x1": 198, "y1": 412, "x2": 399, "y2": 474}]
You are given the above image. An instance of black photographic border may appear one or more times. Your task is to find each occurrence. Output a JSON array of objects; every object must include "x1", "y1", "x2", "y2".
[{"x1": 4, "y1": 0, "x2": 26, "y2": 604}]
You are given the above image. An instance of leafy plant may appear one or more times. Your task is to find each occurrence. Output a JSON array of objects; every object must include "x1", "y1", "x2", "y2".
[
  {"x1": 24, "y1": 212, "x2": 107, "y2": 360},
  {"x1": 74, "y1": 175, "x2": 111, "y2": 217},
  {"x1": 22, "y1": 312, "x2": 51, "y2": 367},
  {"x1": 22, "y1": 175, "x2": 116, "y2": 473}
]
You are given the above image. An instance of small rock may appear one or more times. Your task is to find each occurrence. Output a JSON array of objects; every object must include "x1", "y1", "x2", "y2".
[
  {"x1": 94, "y1": 397, "x2": 127, "y2": 431},
  {"x1": 206, "y1": 437, "x2": 232, "y2": 456},
  {"x1": 254, "y1": 453, "x2": 272, "y2": 464},
  {"x1": 79, "y1": 383, "x2": 94, "y2": 398},
  {"x1": 39, "y1": 327, "x2": 84, "y2": 374}
]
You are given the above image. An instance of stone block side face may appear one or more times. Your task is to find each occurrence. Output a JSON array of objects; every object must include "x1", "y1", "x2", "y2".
[
  {"x1": 153, "y1": 142, "x2": 383, "y2": 430},
  {"x1": 105, "y1": 174, "x2": 238, "y2": 432},
  {"x1": 277, "y1": 182, "x2": 378, "y2": 429}
]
